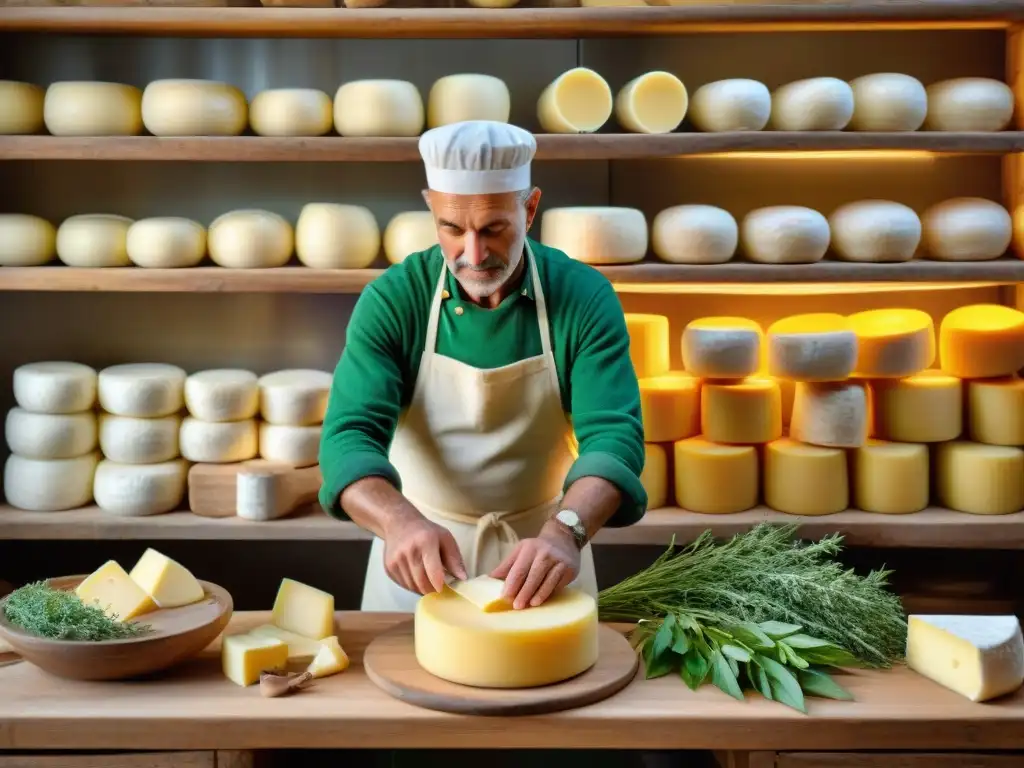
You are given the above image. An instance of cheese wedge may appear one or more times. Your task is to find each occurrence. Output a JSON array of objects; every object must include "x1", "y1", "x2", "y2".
[
  {"x1": 447, "y1": 575, "x2": 512, "y2": 613},
  {"x1": 271, "y1": 578, "x2": 335, "y2": 639},
  {"x1": 75, "y1": 560, "x2": 156, "y2": 622},
  {"x1": 307, "y1": 636, "x2": 351, "y2": 678},
  {"x1": 128, "y1": 548, "x2": 205, "y2": 609}
]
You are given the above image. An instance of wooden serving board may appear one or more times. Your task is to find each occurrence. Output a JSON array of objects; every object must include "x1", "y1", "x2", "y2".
[{"x1": 363, "y1": 621, "x2": 639, "y2": 716}]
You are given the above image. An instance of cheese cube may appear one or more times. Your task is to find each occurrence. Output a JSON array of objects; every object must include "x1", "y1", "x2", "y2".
[
  {"x1": 271, "y1": 578, "x2": 335, "y2": 640},
  {"x1": 701, "y1": 377, "x2": 782, "y2": 445},
  {"x1": 307, "y1": 636, "x2": 351, "y2": 679},
  {"x1": 639, "y1": 373, "x2": 700, "y2": 444},
  {"x1": 248, "y1": 623, "x2": 325, "y2": 663},
  {"x1": 221, "y1": 634, "x2": 289, "y2": 687},
  {"x1": 448, "y1": 575, "x2": 511, "y2": 613},
  {"x1": 75, "y1": 560, "x2": 156, "y2": 622},
  {"x1": 128, "y1": 548, "x2": 205, "y2": 609},
  {"x1": 764, "y1": 438, "x2": 848, "y2": 516},
  {"x1": 673, "y1": 437, "x2": 758, "y2": 514}
]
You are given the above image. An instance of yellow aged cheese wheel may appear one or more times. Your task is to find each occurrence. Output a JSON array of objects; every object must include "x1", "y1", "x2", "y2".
[
  {"x1": 869, "y1": 369, "x2": 962, "y2": 443},
  {"x1": 640, "y1": 443, "x2": 669, "y2": 509},
  {"x1": 0, "y1": 214, "x2": 56, "y2": 267},
  {"x1": 208, "y1": 209, "x2": 293, "y2": 269},
  {"x1": 852, "y1": 439, "x2": 929, "y2": 515},
  {"x1": 427, "y1": 74, "x2": 511, "y2": 128},
  {"x1": 249, "y1": 88, "x2": 333, "y2": 137},
  {"x1": 848, "y1": 308, "x2": 935, "y2": 378},
  {"x1": 614, "y1": 71, "x2": 688, "y2": 135},
  {"x1": 701, "y1": 376, "x2": 782, "y2": 445},
  {"x1": 939, "y1": 304, "x2": 1024, "y2": 379},
  {"x1": 967, "y1": 377, "x2": 1024, "y2": 446},
  {"x1": 764, "y1": 438, "x2": 848, "y2": 516},
  {"x1": 625, "y1": 314, "x2": 670, "y2": 379},
  {"x1": 673, "y1": 437, "x2": 758, "y2": 514},
  {"x1": 936, "y1": 441, "x2": 1024, "y2": 515},
  {"x1": 638, "y1": 372, "x2": 700, "y2": 443},
  {"x1": 766, "y1": 313, "x2": 857, "y2": 382},
  {"x1": 383, "y1": 211, "x2": 437, "y2": 265},
  {"x1": 56, "y1": 214, "x2": 133, "y2": 268},
  {"x1": 681, "y1": 316, "x2": 762, "y2": 380},
  {"x1": 142, "y1": 79, "x2": 247, "y2": 137},
  {"x1": 0, "y1": 80, "x2": 44, "y2": 135},
  {"x1": 334, "y1": 80, "x2": 424, "y2": 138},
  {"x1": 537, "y1": 68, "x2": 612, "y2": 134},
  {"x1": 126, "y1": 217, "x2": 206, "y2": 269},
  {"x1": 44, "y1": 81, "x2": 143, "y2": 136},
  {"x1": 295, "y1": 203, "x2": 380, "y2": 269}
]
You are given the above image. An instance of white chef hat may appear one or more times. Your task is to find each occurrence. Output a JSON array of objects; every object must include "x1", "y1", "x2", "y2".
[{"x1": 419, "y1": 120, "x2": 537, "y2": 195}]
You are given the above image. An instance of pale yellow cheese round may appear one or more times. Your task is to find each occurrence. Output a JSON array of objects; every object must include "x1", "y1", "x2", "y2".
[
  {"x1": 179, "y1": 417, "x2": 259, "y2": 464},
  {"x1": 0, "y1": 81, "x2": 44, "y2": 135},
  {"x1": 249, "y1": 88, "x2": 333, "y2": 137},
  {"x1": 640, "y1": 443, "x2": 668, "y2": 509},
  {"x1": 638, "y1": 372, "x2": 700, "y2": 443},
  {"x1": 852, "y1": 439, "x2": 929, "y2": 515},
  {"x1": 651, "y1": 205, "x2": 738, "y2": 265},
  {"x1": 689, "y1": 79, "x2": 771, "y2": 132},
  {"x1": 93, "y1": 458, "x2": 188, "y2": 517},
  {"x1": 922, "y1": 198, "x2": 1011, "y2": 262},
  {"x1": 625, "y1": 314, "x2": 670, "y2": 379},
  {"x1": 673, "y1": 437, "x2": 758, "y2": 514},
  {"x1": 936, "y1": 441, "x2": 1024, "y2": 515},
  {"x1": 3, "y1": 452, "x2": 98, "y2": 512},
  {"x1": 701, "y1": 377, "x2": 782, "y2": 445},
  {"x1": 142, "y1": 79, "x2": 247, "y2": 137},
  {"x1": 790, "y1": 381, "x2": 868, "y2": 449},
  {"x1": 0, "y1": 214, "x2": 56, "y2": 266},
  {"x1": 56, "y1": 214, "x2": 133, "y2": 268},
  {"x1": 968, "y1": 377, "x2": 1024, "y2": 446},
  {"x1": 828, "y1": 200, "x2": 922, "y2": 263},
  {"x1": 764, "y1": 438, "x2": 848, "y2": 516},
  {"x1": 259, "y1": 423, "x2": 321, "y2": 468},
  {"x1": 98, "y1": 363, "x2": 186, "y2": 419},
  {"x1": 295, "y1": 203, "x2": 380, "y2": 269},
  {"x1": 869, "y1": 370, "x2": 962, "y2": 443},
  {"x1": 848, "y1": 308, "x2": 935, "y2": 378},
  {"x1": 939, "y1": 304, "x2": 1024, "y2": 379},
  {"x1": 5, "y1": 407, "x2": 97, "y2": 461},
  {"x1": 770, "y1": 77, "x2": 854, "y2": 131},
  {"x1": 537, "y1": 68, "x2": 612, "y2": 134},
  {"x1": 427, "y1": 74, "x2": 511, "y2": 128},
  {"x1": 43, "y1": 81, "x2": 142, "y2": 136},
  {"x1": 614, "y1": 71, "x2": 688, "y2": 134},
  {"x1": 540, "y1": 207, "x2": 647, "y2": 265},
  {"x1": 741, "y1": 206, "x2": 830, "y2": 264},
  {"x1": 849, "y1": 73, "x2": 927, "y2": 132},
  {"x1": 98, "y1": 413, "x2": 181, "y2": 464},
  {"x1": 126, "y1": 217, "x2": 206, "y2": 269},
  {"x1": 383, "y1": 211, "x2": 438, "y2": 264},
  {"x1": 334, "y1": 80, "x2": 424, "y2": 137},
  {"x1": 13, "y1": 361, "x2": 97, "y2": 415},
  {"x1": 925, "y1": 78, "x2": 1014, "y2": 132},
  {"x1": 767, "y1": 313, "x2": 857, "y2": 382},
  {"x1": 208, "y1": 209, "x2": 293, "y2": 269},
  {"x1": 681, "y1": 316, "x2": 762, "y2": 379},
  {"x1": 414, "y1": 585, "x2": 599, "y2": 688}
]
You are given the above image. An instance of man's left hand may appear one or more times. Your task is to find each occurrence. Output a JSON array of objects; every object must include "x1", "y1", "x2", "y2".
[{"x1": 489, "y1": 523, "x2": 580, "y2": 609}]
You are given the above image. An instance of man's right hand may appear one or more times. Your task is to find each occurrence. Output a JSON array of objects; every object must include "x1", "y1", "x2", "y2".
[{"x1": 384, "y1": 515, "x2": 467, "y2": 595}]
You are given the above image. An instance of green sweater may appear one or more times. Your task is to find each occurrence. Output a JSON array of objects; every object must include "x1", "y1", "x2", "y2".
[{"x1": 318, "y1": 237, "x2": 647, "y2": 527}]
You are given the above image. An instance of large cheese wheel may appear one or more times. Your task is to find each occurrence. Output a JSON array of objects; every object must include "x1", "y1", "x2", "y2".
[
  {"x1": 625, "y1": 314, "x2": 670, "y2": 379},
  {"x1": 540, "y1": 207, "x2": 647, "y2": 265},
  {"x1": 249, "y1": 88, "x2": 333, "y2": 137},
  {"x1": 770, "y1": 77, "x2": 854, "y2": 131},
  {"x1": 766, "y1": 313, "x2": 857, "y2": 382},
  {"x1": 828, "y1": 200, "x2": 922, "y2": 263},
  {"x1": 640, "y1": 443, "x2": 668, "y2": 509},
  {"x1": 925, "y1": 78, "x2": 1014, "y2": 132},
  {"x1": 3, "y1": 452, "x2": 98, "y2": 511},
  {"x1": 5, "y1": 408, "x2": 96, "y2": 460},
  {"x1": 651, "y1": 205, "x2": 738, "y2": 264},
  {"x1": 673, "y1": 437, "x2": 758, "y2": 514},
  {"x1": 741, "y1": 206, "x2": 830, "y2": 264},
  {"x1": 0, "y1": 81, "x2": 44, "y2": 135},
  {"x1": 56, "y1": 214, "x2": 133, "y2": 268},
  {"x1": 295, "y1": 203, "x2": 380, "y2": 269},
  {"x1": 98, "y1": 363, "x2": 186, "y2": 418},
  {"x1": 259, "y1": 423, "x2": 321, "y2": 468},
  {"x1": 537, "y1": 68, "x2": 613, "y2": 134},
  {"x1": 126, "y1": 218, "x2": 206, "y2": 269},
  {"x1": 689, "y1": 79, "x2": 771, "y2": 132},
  {"x1": 13, "y1": 361, "x2": 97, "y2": 414},
  {"x1": 98, "y1": 414, "x2": 180, "y2": 464},
  {"x1": 142, "y1": 79, "x2": 247, "y2": 137},
  {"x1": 427, "y1": 74, "x2": 511, "y2": 129},
  {"x1": 968, "y1": 377, "x2": 1024, "y2": 446},
  {"x1": 638, "y1": 372, "x2": 700, "y2": 443},
  {"x1": 849, "y1": 73, "x2": 927, "y2": 131},
  {"x1": 764, "y1": 438, "x2": 848, "y2": 516},
  {"x1": 43, "y1": 82, "x2": 142, "y2": 136},
  {"x1": 0, "y1": 214, "x2": 56, "y2": 266},
  {"x1": 869, "y1": 369, "x2": 962, "y2": 443},
  {"x1": 179, "y1": 417, "x2": 258, "y2": 463},
  {"x1": 383, "y1": 211, "x2": 438, "y2": 264},
  {"x1": 701, "y1": 377, "x2": 782, "y2": 445},
  {"x1": 936, "y1": 441, "x2": 1024, "y2": 515},
  {"x1": 614, "y1": 71, "x2": 688, "y2": 134},
  {"x1": 939, "y1": 304, "x2": 1024, "y2": 379},
  {"x1": 333, "y1": 80, "x2": 424, "y2": 137},
  {"x1": 681, "y1": 316, "x2": 762, "y2": 379},
  {"x1": 208, "y1": 210, "x2": 293, "y2": 269},
  {"x1": 184, "y1": 369, "x2": 259, "y2": 423},
  {"x1": 259, "y1": 369, "x2": 333, "y2": 426},
  {"x1": 93, "y1": 459, "x2": 188, "y2": 517},
  {"x1": 852, "y1": 440, "x2": 929, "y2": 515},
  {"x1": 790, "y1": 381, "x2": 869, "y2": 449},
  {"x1": 921, "y1": 198, "x2": 1011, "y2": 262},
  {"x1": 848, "y1": 308, "x2": 935, "y2": 378}
]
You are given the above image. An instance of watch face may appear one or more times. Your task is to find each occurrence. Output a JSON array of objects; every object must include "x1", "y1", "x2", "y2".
[{"x1": 557, "y1": 510, "x2": 581, "y2": 527}]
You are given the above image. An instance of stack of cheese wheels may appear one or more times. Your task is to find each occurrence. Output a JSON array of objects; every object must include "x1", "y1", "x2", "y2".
[
  {"x1": 4, "y1": 362, "x2": 100, "y2": 511},
  {"x1": 181, "y1": 368, "x2": 260, "y2": 473},
  {"x1": 257, "y1": 369, "x2": 334, "y2": 468},
  {"x1": 95, "y1": 363, "x2": 189, "y2": 516},
  {"x1": 540, "y1": 207, "x2": 648, "y2": 265},
  {"x1": 383, "y1": 211, "x2": 438, "y2": 264},
  {"x1": 626, "y1": 314, "x2": 674, "y2": 509}
]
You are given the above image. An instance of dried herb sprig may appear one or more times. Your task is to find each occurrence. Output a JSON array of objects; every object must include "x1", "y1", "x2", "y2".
[{"x1": 3, "y1": 581, "x2": 152, "y2": 641}]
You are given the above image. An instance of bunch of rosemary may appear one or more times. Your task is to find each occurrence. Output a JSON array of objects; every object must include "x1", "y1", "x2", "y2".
[{"x1": 3, "y1": 581, "x2": 152, "y2": 641}]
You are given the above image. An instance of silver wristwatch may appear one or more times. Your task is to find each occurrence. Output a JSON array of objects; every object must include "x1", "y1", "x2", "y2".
[{"x1": 555, "y1": 509, "x2": 587, "y2": 550}]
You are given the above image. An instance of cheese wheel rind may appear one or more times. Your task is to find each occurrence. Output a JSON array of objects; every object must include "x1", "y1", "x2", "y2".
[
  {"x1": 540, "y1": 207, "x2": 647, "y2": 265},
  {"x1": 939, "y1": 304, "x2": 1024, "y2": 379},
  {"x1": 764, "y1": 438, "x2": 848, "y2": 516},
  {"x1": 258, "y1": 423, "x2": 322, "y2": 468},
  {"x1": 770, "y1": 77, "x2": 854, "y2": 131},
  {"x1": 651, "y1": 205, "x2": 738, "y2": 265},
  {"x1": 93, "y1": 459, "x2": 188, "y2": 517},
  {"x1": 614, "y1": 71, "x2": 688, "y2": 135},
  {"x1": 848, "y1": 308, "x2": 935, "y2": 378},
  {"x1": 638, "y1": 373, "x2": 701, "y2": 444},
  {"x1": 5, "y1": 408, "x2": 97, "y2": 460},
  {"x1": 249, "y1": 88, "x2": 333, "y2": 137},
  {"x1": 3, "y1": 452, "x2": 99, "y2": 511},
  {"x1": 925, "y1": 78, "x2": 1014, "y2": 132},
  {"x1": 0, "y1": 80, "x2": 44, "y2": 135},
  {"x1": 741, "y1": 206, "x2": 830, "y2": 264},
  {"x1": 537, "y1": 68, "x2": 613, "y2": 134},
  {"x1": 849, "y1": 73, "x2": 927, "y2": 132},
  {"x1": 828, "y1": 200, "x2": 922, "y2": 263},
  {"x1": 208, "y1": 209, "x2": 294, "y2": 269},
  {"x1": 701, "y1": 377, "x2": 782, "y2": 445},
  {"x1": 936, "y1": 441, "x2": 1024, "y2": 515},
  {"x1": 767, "y1": 313, "x2": 858, "y2": 382},
  {"x1": 852, "y1": 440, "x2": 929, "y2": 515},
  {"x1": 258, "y1": 369, "x2": 333, "y2": 426},
  {"x1": 126, "y1": 217, "x2": 206, "y2": 269},
  {"x1": 56, "y1": 214, "x2": 133, "y2": 268},
  {"x1": 681, "y1": 316, "x2": 762, "y2": 379},
  {"x1": 0, "y1": 214, "x2": 57, "y2": 266},
  {"x1": 333, "y1": 80, "x2": 424, "y2": 138},
  {"x1": 967, "y1": 377, "x2": 1024, "y2": 446},
  {"x1": 689, "y1": 79, "x2": 771, "y2": 132},
  {"x1": 427, "y1": 74, "x2": 511, "y2": 129},
  {"x1": 184, "y1": 369, "x2": 259, "y2": 423},
  {"x1": 673, "y1": 437, "x2": 758, "y2": 514},
  {"x1": 922, "y1": 198, "x2": 1011, "y2": 262},
  {"x1": 179, "y1": 417, "x2": 258, "y2": 463},
  {"x1": 790, "y1": 381, "x2": 869, "y2": 449},
  {"x1": 43, "y1": 81, "x2": 143, "y2": 136},
  {"x1": 383, "y1": 211, "x2": 438, "y2": 265},
  {"x1": 98, "y1": 414, "x2": 180, "y2": 465},
  {"x1": 869, "y1": 370, "x2": 962, "y2": 443},
  {"x1": 142, "y1": 79, "x2": 248, "y2": 137},
  {"x1": 624, "y1": 314, "x2": 670, "y2": 380},
  {"x1": 295, "y1": 203, "x2": 381, "y2": 270},
  {"x1": 98, "y1": 363, "x2": 187, "y2": 418},
  {"x1": 639, "y1": 443, "x2": 668, "y2": 509},
  {"x1": 13, "y1": 361, "x2": 97, "y2": 414}
]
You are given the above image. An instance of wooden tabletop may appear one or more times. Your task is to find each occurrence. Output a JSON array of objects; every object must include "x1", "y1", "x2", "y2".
[{"x1": 0, "y1": 611, "x2": 1022, "y2": 752}]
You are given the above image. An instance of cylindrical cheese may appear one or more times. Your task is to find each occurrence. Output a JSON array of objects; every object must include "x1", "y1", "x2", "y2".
[
  {"x1": 258, "y1": 369, "x2": 333, "y2": 426},
  {"x1": 98, "y1": 414, "x2": 181, "y2": 465},
  {"x1": 741, "y1": 206, "x2": 830, "y2": 264},
  {"x1": 13, "y1": 361, "x2": 97, "y2": 415},
  {"x1": 56, "y1": 214, "x2": 133, "y2": 268},
  {"x1": 466, "y1": 0, "x2": 519, "y2": 8},
  {"x1": 640, "y1": 443, "x2": 669, "y2": 509},
  {"x1": 93, "y1": 459, "x2": 188, "y2": 517},
  {"x1": 3, "y1": 452, "x2": 98, "y2": 512},
  {"x1": 184, "y1": 369, "x2": 259, "y2": 423},
  {"x1": 849, "y1": 73, "x2": 927, "y2": 132},
  {"x1": 852, "y1": 440, "x2": 929, "y2": 515},
  {"x1": 5, "y1": 408, "x2": 97, "y2": 460},
  {"x1": 673, "y1": 437, "x2": 758, "y2": 514},
  {"x1": 98, "y1": 363, "x2": 186, "y2": 419},
  {"x1": 770, "y1": 77, "x2": 854, "y2": 131},
  {"x1": 625, "y1": 314, "x2": 670, "y2": 379},
  {"x1": 208, "y1": 209, "x2": 293, "y2": 269},
  {"x1": 828, "y1": 200, "x2": 922, "y2": 263},
  {"x1": 764, "y1": 438, "x2": 848, "y2": 516},
  {"x1": 939, "y1": 304, "x2": 1024, "y2": 379},
  {"x1": 126, "y1": 217, "x2": 206, "y2": 269},
  {"x1": 427, "y1": 74, "x2": 511, "y2": 129},
  {"x1": 689, "y1": 79, "x2": 771, "y2": 132},
  {"x1": 43, "y1": 82, "x2": 142, "y2": 136},
  {"x1": 869, "y1": 369, "x2": 962, "y2": 443},
  {"x1": 249, "y1": 88, "x2": 333, "y2": 137},
  {"x1": 968, "y1": 377, "x2": 1024, "y2": 446},
  {"x1": 638, "y1": 372, "x2": 700, "y2": 443},
  {"x1": 848, "y1": 308, "x2": 935, "y2": 378},
  {"x1": 925, "y1": 78, "x2": 1014, "y2": 132},
  {"x1": 295, "y1": 203, "x2": 380, "y2": 269},
  {"x1": 537, "y1": 68, "x2": 613, "y2": 134},
  {"x1": 383, "y1": 211, "x2": 438, "y2": 264},
  {"x1": 922, "y1": 198, "x2": 1011, "y2": 262},
  {"x1": 681, "y1": 316, "x2": 762, "y2": 379},
  {"x1": 333, "y1": 80, "x2": 424, "y2": 137},
  {"x1": 936, "y1": 441, "x2": 1024, "y2": 515},
  {"x1": 0, "y1": 214, "x2": 56, "y2": 267},
  {"x1": 767, "y1": 313, "x2": 857, "y2": 382},
  {"x1": 259, "y1": 423, "x2": 322, "y2": 468},
  {"x1": 540, "y1": 207, "x2": 647, "y2": 265},
  {"x1": 614, "y1": 71, "x2": 688, "y2": 134},
  {"x1": 790, "y1": 381, "x2": 868, "y2": 449},
  {"x1": 651, "y1": 205, "x2": 738, "y2": 265},
  {"x1": 179, "y1": 417, "x2": 258, "y2": 463},
  {"x1": 141, "y1": 79, "x2": 247, "y2": 137},
  {"x1": 0, "y1": 81, "x2": 44, "y2": 135},
  {"x1": 701, "y1": 377, "x2": 782, "y2": 445}
]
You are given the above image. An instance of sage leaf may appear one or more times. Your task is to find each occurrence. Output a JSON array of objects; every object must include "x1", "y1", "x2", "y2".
[
  {"x1": 642, "y1": 634, "x2": 675, "y2": 679},
  {"x1": 798, "y1": 667, "x2": 854, "y2": 701},
  {"x1": 671, "y1": 623, "x2": 691, "y2": 655},
  {"x1": 710, "y1": 649, "x2": 745, "y2": 701},
  {"x1": 732, "y1": 621, "x2": 775, "y2": 650},
  {"x1": 651, "y1": 615, "x2": 675, "y2": 658},
  {"x1": 749, "y1": 662, "x2": 773, "y2": 700},
  {"x1": 758, "y1": 621, "x2": 802, "y2": 639},
  {"x1": 681, "y1": 648, "x2": 710, "y2": 690},
  {"x1": 799, "y1": 645, "x2": 862, "y2": 669},
  {"x1": 722, "y1": 643, "x2": 752, "y2": 663},
  {"x1": 757, "y1": 654, "x2": 806, "y2": 713},
  {"x1": 784, "y1": 633, "x2": 833, "y2": 649}
]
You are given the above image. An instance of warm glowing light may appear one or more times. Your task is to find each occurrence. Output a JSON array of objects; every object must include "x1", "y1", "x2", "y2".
[
  {"x1": 693, "y1": 151, "x2": 937, "y2": 161},
  {"x1": 612, "y1": 281, "x2": 1005, "y2": 296}
]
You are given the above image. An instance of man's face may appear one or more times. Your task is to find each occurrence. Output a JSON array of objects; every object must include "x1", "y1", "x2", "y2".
[{"x1": 426, "y1": 188, "x2": 542, "y2": 302}]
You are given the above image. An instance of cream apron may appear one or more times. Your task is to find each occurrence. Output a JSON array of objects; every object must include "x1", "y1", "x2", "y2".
[{"x1": 361, "y1": 244, "x2": 598, "y2": 612}]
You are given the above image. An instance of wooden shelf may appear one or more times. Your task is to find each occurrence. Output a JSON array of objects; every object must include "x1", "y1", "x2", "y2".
[
  {"x1": 3, "y1": 504, "x2": 1023, "y2": 548},
  {"x1": 3, "y1": 134, "x2": 1024, "y2": 162}
]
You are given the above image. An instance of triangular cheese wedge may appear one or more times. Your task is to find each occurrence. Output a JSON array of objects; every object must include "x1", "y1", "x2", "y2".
[{"x1": 447, "y1": 575, "x2": 512, "y2": 612}]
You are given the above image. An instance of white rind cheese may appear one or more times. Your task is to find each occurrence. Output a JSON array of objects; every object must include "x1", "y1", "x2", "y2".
[
  {"x1": 259, "y1": 423, "x2": 322, "y2": 468},
  {"x1": 126, "y1": 217, "x2": 206, "y2": 269},
  {"x1": 383, "y1": 211, "x2": 438, "y2": 265},
  {"x1": 0, "y1": 214, "x2": 56, "y2": 267},
  {"x1": 0, "y1": 80, "x2": 44, "y2": 135},
  {"x1": 5, "y1": 408, "x2": 97, "y2": 460},
  {"x1": 767, "y1": 313, "x2": 858, "y2": 382},
  {"x1": 537, "y1": 68, "x2": 613, "y2": 134},
  {"x1": 681, "y1": 316, "x2": 762, "y2": 379},
  {"x1": 540, "y1": 207, "x2": 647, "y2": 264},
  {"x1": 179, "y1": 417, "x2": 259, "y2": 463},
  {"x1": 98, "y1": 414, "x2": 181, "y2": 464},
  {"x1": 184, "y1": 369, "x2": 259, "y2": 423},
  {"x1": 689, "y1": 79, "x2": 771, "y2": 132},
  {"x1": 249, "y1": 88, "x2": 333, "y2": 137},
  {"x1": 922, "y1": 198, "x2": 1011, "y2": 262},
  {"x1": 614, "y1": 71, "x2": 688, "y2": 134},
  {"x1": 849, "y1": 73, "x2": 928, "y2": 131},
  {"x1": 208, "y1": 209, "x2": 294, "y2": 269},
  {"x1": 790, "y1": 381, "x2": 869, "y2": 449},
  {"x1": 258, "y1": 369, "x2": 333, "y2": 426},
  {"x1": 427, "y1": 74, "x2": 511, "y2": 128},
  {"x1": 651, "y1": 205, "x2": 738, "y2": 264},
  {"x1": 56, "y1": 214, "x2": 133, "y2": 268},
  {"x1": 13, "y1": 361, "x2": 97, "y2": 414},
  {"x1": 93, "y1": 458, "x2": 188, "y2": 517},
  {"x1": 295, "y1": 203, "x2": 381, "y2": 270},
  {"x1": 828, "y1": 200, "x2": 922, "y2": 263},
  {"x1": 43, "y1": 81, "x2": 142, "y2": 136},
  {"x1": 98, "y1": 363, "x2": 186, "y2": 418},
  {"x1": 770, "y1": 77, "x2": 854, "y2": 131},
  {"x1": 925, "y1": 78, "x2": 1014, "y2": 132},
  {"x1": 741, "y1": 206, "x2": 830, "y2": 264},
  {"x1": 333, "y1": 80, "x2": 424, "y2": 137},
  {"x1": 142, "y1": 79, "x2": 248, "y2": 137},
  {"x1": 3, "y1": 452, "x2": 99, "y2": 511}
]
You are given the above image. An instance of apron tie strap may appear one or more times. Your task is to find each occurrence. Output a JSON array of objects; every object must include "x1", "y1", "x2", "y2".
[{"x1": 469, "y1": 512, "x2": 520, "y2": 578}]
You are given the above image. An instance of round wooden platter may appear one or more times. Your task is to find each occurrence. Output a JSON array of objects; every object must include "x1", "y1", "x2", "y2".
[
  {"x1": 0, "y1": 575, "x2": 233, "y2": 681},
  {"x1": 364, "y1": 621, "x2": 639, "y2": 716}
]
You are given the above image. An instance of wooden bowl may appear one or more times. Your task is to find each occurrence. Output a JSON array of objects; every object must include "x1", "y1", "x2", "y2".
[{"x1": 0, "y1": 575, "x2": 233, "y2": 681}]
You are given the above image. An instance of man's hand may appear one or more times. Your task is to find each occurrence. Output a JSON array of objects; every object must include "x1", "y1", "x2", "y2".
[
  {"x1": 490, "y1": 523, "x2": 580, "y2": 609},
  {"x1": 384, "y1": 516, "x2": 467, "y2": 595}
]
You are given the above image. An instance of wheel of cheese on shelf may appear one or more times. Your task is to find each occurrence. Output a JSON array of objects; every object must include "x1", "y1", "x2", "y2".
[
  {"x1": 540, "y1": 207, "x2": 647, "y2": 265},
  {"x1": 851, "y1": 439, "x2": 929, "y2": 515},
  {"x1": 638, "y1": 372, "x2": 700, "y2": 443},
  {"x1": 5, "y1": 408, "x2": 97, "y2": 460},
  {"x1": 640, "y1": 443, "x2": 668, "y2": 509},
  {"x1": 847, "y1": 308, "x2": 935, "y2": 378},
  {"x1": 681, "y1": 316, "x2": 762, "y2": 379},
  {"x1": 968, "y1": 377, "x2": 1024, "y2": 446},
  {"x1": 249, "y1": 88, "x2": 333, "y2": 137},
  {"x1": 333, "y1": 80, "x2": 424, "y2": 137},
  {"x1": 258, "y1": 369, "x2": 333, "y2": 426},
  {"x1": 184, "y1": 369, "x2": 259, "y2": 423},
  {"x1": 126, "y1": 217, "x2": 206, "y2": 269},
  {"x1": 764, "y1": 438, "x2": 848, "y2": 516},
  {"x1": 208, "y1": 209, "x2": 294, "y2": 269},
  {"x1": 869, "y1": 370, "x2": 962, "y2": 443},
  {"x1": 673, "y1": 437, "x2": 758, "y2": 514},
  {"x1": 624, "y1": 314, "x2": 670, "y2": 379},
  {"x1": 0, "y1": 214, "x2": 56, "y2": 267},
  {"x1": 13, "y1": 361, "x2": 97, "y2": 414},
  {"x1": 701, "y1": 377, "x2": 782, "y2": 445},
  {"x1": 740, "y1": 206, "x2": 830, "y2": 264},
  {"x1": 537, "y1": 68, "x2": 613, "y2": 133},
  {"x1": 769, "y1": 77, "x2": 854, "y2": 131},
  {"x1": 141, "y1": 79, "x2": 247, "y2": 137},
  {"x1": 614, "y1": 71, "x2": 688, "y2": 134},
  {"x1": 259, "y1": 423, "x2": 322, "y2": 468},
  {"x1": 295, "y1": 203, "x2": 381, "y2": 270},
  {"x1": 43, "y1": 81, "x2": 142, "y2": 136},
  {"x1": 427, "y1": 74, "x2": 511, "y2": 128},
  {"x1": 3, "y1": 452, "x2": 99, "y2": 512},
  {"x1": 414, "y1": 585, "x2": 599, "y2": 688},
  {"x1": 688, "y1": 79, "x2": 771, "y2": 133},
  {"x1": 93, "y1": 458, "x2": 188, "y2": 517},
  {"x1": 98, "y1": 414, "x2": 181, "y2": 464},
  {"x1": 766, "y1": 313, "x2": 857, "y2": 381},
  {"x1": 939, "y1": 304, "x2": 1024, "y2": 379},
  {"x1": 936, "y1": 441, "x2": 1024, "y2": 515},
  {"x1": 98, "y1": 363, "x2": 186, "y2": 418},
  {"x1": 56, "y1": 214, "x2": 133, "y2": 268},
  {"x1": 179, "y1": 417, "x2": 258, "y2": 463},
  {"x1": 651, "y1": 205, "x2": 738, "y2": 264},
  {"x1": 790, "y1": 381, "x2": 869, "y2": 449},
  {"x1": 383, "y1": 211, "x2": 438, "y2": 264},
  {"x1": 848, "y1": 73, "x2": 928, "y2": 132},
  {"x1": 0, "y1": 81, "x2": 44, "y2": 135},
  {"x1": 924, "y1": 78, "x2": 1014, "y2": 132},
  {"x1": 921, "y1": 198, "x2": 1011, "y2": 262},
  {"x1": 777, "y1": 376, "x2": 795, "y2": 427},
  {"x1": 828, "y1": 200, "x2": 922, "y2": 263}
]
